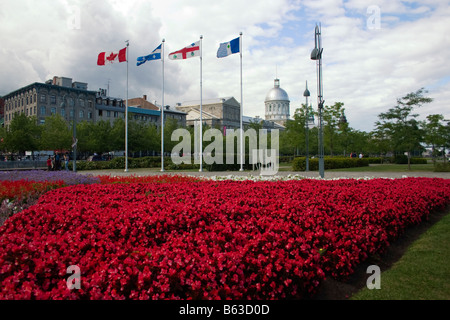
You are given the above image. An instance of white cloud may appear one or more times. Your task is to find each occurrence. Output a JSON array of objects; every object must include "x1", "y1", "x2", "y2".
[{"x1": 1, "y1": 0, "x2": 449, "y2": 132}]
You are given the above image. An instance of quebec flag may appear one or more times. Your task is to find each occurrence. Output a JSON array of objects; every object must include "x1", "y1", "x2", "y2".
[
  {"x1": 217, "y1": 37, "x2": 240, "y2": 58},
  {"x1": 137, "y1": 44, "x2": 162, "y2": 66}
]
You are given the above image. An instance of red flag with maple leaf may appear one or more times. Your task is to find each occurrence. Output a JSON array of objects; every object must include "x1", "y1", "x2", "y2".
[{"x1": 97, "y1": 47, "x2": 127, "y2": 65}]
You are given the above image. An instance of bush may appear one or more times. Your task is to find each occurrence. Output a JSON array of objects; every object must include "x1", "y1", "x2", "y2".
[
  {"x1": 393, "y1": 155, "x2": 428, "y2": 164},
  {"x1": 434, "y1": 163, "x2": 450, "y2": 172},
  {"x1": 365, "y1": 157, "x2": 383, "y2": 164},
  {"x1": 410, "y1": 158, "x2": 428, "y2": 164},
  {"x1": 394, "y1": 154, "x2": 408, "y2": 164},
  {"x1": 292, "y1": 157, "x2": 369, "y2": 171}
]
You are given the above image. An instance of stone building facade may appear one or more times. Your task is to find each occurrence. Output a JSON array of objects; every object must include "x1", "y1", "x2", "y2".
[
  {"x1": 176, "y1": 97, "x2": 241, "y2": 130},
  {"x1": 3, "y1": 77, "x2": 186, "y2": 129},
  {"x1": 3, "y1": 76, "x2": 97, "y2": 128}
]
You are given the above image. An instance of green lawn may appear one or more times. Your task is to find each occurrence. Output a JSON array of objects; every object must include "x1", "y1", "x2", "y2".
[{"x1": 350, "y1": 211, "x2": 450, "y2": 300}]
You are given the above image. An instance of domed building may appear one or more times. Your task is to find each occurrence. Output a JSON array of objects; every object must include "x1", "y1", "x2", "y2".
[{"x1": 265, "y1": 78, "x2": 290, "y2": 126}]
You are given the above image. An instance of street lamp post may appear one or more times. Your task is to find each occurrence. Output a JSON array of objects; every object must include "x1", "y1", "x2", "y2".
[
  {"x1": 311, "y1": 23, "x2": 325, "y2": 178},
  {"x1": 61, "y1": 95, "x2": 77, "y2": 172},
  {"x1": 303, "y1": 81, "x2": 311, "y2": 172}
]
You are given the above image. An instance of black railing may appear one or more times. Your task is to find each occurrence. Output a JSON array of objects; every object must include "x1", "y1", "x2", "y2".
[{"x1": 0, "y1": 160, "x2": 47, "y2": 170}]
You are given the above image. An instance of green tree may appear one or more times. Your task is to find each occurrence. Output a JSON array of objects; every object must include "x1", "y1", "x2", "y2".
[
  {"x1": 422, "y1": 114, "x2": 446, "y2": 165},
  {"x1": 92, "y1": 120, "x2": 113, "y2": 154},
  {"x1": 323, "y1": 102, "x2": 346, "y2": 157},
  {"x1": 76, "y1": 121, "x2": 97, "y2": 156},
  {"x1": 5, "y1": 113, "x2": 41, "y2": 155},
  {"x1": 163, "y1": 118, "x2": 181, "y2": 154},
  {"x1": 142, "y1": 123, "x2": 159, "y2": 154},
  {"x1": 375, "y1": 88, "x2": 432, "y2": 169},
  {"x1": 40, "y1": 114, "x2": 72, "y2": 151},
  {"x1": 280, "y1": 104, "x2": 309, "y2": 156},
  {"x1": 110, "y1": 118, "x2": 125, "y2": 152},
  {"x1": 128, "y1": 120, "x2": 148, "y2": 155}
]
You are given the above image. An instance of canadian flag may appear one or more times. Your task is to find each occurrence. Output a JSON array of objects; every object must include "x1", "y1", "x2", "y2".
[{"x1": 97, "y1": 47, "x2": 127, "y2": 65}]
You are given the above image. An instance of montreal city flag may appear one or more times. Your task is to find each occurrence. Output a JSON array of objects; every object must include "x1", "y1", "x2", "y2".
[
  {"x1": 169, "y1": 41, "x2": 201, "y2": 60},
  {"x1": 217, "y1": 37, "x2": 240, "y2": 58}
]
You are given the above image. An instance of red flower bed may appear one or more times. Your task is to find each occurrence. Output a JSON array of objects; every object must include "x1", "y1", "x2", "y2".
[
  {"x1": 0, "y1": 178, "x2": 449, "y2": 300},
  {"x1": 0, "y1": 180, "x2": 65, "y2": 202}
]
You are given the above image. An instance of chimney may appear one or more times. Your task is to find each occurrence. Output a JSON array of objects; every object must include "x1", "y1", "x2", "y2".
[{"x1": 143, "y1": 95, "x2": 147, "y2": 101}]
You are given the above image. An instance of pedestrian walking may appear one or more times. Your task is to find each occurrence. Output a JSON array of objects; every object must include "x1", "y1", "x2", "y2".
[
  {"x1": 64, "y1": 154, "x2": 69, "y2": 171},
  {"x1": 47, "y1": 156, "x2": 52, "y2": 171}
]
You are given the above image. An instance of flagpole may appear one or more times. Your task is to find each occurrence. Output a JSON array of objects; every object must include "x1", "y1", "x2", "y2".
[
  {"x1": 125, "y1": 40, "x2": 129, "y2": 172},
  {"x1": 199, "y1": 35, "x2": 203, "y2": 172},
  {"x1": 239, "y1": 32, "x2": 244, "y2": 172},
  {"x1": 161, "y1": 39, "x2": 165, "y2": 172}
]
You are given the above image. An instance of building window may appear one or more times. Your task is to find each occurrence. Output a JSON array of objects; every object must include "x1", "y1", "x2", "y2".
[
  {"x1": 114, "y1": 111, "x2": 118, "y2": 118},
  {"x1": 51, "y1": 107, "x2": 56, "y2": 115},
  {"x1": 34, "y1": 106, "x2": 36, "y2": 115},
  {"x1": 40, "y1": 119, "x2": 45, "y2": 125},
  {"x1": 40, "y1": 94, "x2": 46, "y2": 103},
  {"x1": 50, "y1": 95, "x2": 56, "y2": 104},
  {"x1": 99, "y1": 110, "x2": 103, "y2": 117},
  {"x1": 40, "y1": 106, "x2": 46, "y2": 116},
  {"x1": 88, "y1": 112, "x2": 92, "y2": 119},
  {"x1": 79, "y1": 110, "x2": 84, "y2": 118},
  {"x1": 80, "y1": 99, "x2": 85, "y2": 107},
  {"x1": 61, "y1": 108, "x2": 66, "y2": 117},
  {"x1": 107, "y1": 111, "x2": 111, "y2": 117},
  {"x1": 88, "y1": 100, "x2": 93, "y2": 108}
]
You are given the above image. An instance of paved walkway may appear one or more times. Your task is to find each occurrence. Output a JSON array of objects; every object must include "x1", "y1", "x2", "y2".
[{"x1": 79, "y1": 169, "x2": 450, "y2": 180}]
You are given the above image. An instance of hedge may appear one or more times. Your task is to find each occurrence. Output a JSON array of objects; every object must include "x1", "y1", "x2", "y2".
[
  {"x1": 434, "y1": 163, "x2": 450, "y2": 172},
  {"x1": 292, "y1": 157, "x2": 369, "y2": 171},
  {"x1": 393, "y1": 155, "x2": 428, "y2": 164}
]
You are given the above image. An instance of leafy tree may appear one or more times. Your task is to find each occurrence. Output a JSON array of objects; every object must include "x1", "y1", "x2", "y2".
[
  {"x1": 76, "y1": 121, "x2": 97, "y2": 156},
  {"x1": 142, "y1": 123, "x2": 159, "y2": 154},
  {"x1": 5, "y1": 113, "x2": 41, "y2": 155},
  {"x1": 443, "y1": 120, "x2": 450, "y2": 164},
  {"x1": 163, "y1": 117, "x2": 181, "y2": 154},
  {"x1": 40, "y1": 114, "x2": 72, "y2": 152},
  {"x1": 110, "y1": 118, "x2": 125, "y2": 152},
  {"x1": 280, "y1": 104, "x2": 309, "y2": 156},
  {"x1": 93, "y1": 120, "x2": 113, "y2": 154},
  {"x1": 323, "y1": 102, "x2": 346, "y2": 157},
  {"x1": 422, "y1": 114, "x2": 446, "y2": 165},
  {"x1": 374, "y1": 88, "x2": 432, "y2": 169},
  {"x1": 128, "y1": 120, "x2": 148, "y2": 155}
]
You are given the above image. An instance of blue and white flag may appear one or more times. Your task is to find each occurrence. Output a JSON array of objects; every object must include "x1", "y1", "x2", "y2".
[
  {"x1": 137, "y1": 44, "x2": 162, "y2": 66},
  {"x1": 217, "y1": 37, "x2": 240, "y2": 58}
]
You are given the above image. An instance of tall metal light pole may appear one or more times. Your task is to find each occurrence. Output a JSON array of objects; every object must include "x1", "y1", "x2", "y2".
[
  {"x1": 311, "y1": 23, "x2": 325, "y2": 178},
  {"x1": 61, "y1": 94, "x2": 77, "y2": 172},
  {"x1": 303, "y1": 81, "x2": 311, "y2": 172}
]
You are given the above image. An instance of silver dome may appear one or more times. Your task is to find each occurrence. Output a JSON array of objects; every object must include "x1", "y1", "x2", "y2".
[{"x1": 265, "y1": 79, "x2": 290, "y2": 102}]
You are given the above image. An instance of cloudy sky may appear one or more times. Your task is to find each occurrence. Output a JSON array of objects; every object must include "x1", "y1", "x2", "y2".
[{"x1": 1, "y1": 0, "x2": 449, "y2": 131}]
